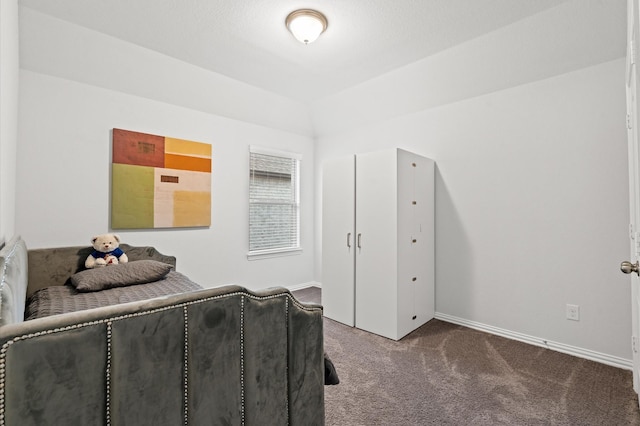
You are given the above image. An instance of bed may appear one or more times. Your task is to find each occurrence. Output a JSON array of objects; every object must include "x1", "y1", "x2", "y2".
[
  {"x1": 25, "y1": 260, "x2": 202, "y2": 320},
  {"x1": 0, "y1": 236, "x2": 327, "y2": 425}
]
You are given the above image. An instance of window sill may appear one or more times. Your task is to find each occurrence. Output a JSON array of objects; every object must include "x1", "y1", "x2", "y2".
[{"x1": 247, "y1": 248, "x2": 302, "y2": 261}]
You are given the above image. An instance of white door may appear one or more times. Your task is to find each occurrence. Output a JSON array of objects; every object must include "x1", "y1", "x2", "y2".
[
  {"x1": 322, "y1": 156, "x2": 356, "y2": 326},
  {"x1": 355, "y1": 149, "x2": 399, "y2": 339},
  {"x1": 623, "y1": 0, "x2": 640, "y2": 402}
]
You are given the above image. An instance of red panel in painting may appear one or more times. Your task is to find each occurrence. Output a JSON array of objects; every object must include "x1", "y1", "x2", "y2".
[{"x1": 113, "y1": 128, "x2": 165, "y2": 168}]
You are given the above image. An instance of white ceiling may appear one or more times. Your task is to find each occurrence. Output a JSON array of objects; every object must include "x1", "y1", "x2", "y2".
[{"x1": 17, "y1": 0, "x2": 622, "y2": 103}]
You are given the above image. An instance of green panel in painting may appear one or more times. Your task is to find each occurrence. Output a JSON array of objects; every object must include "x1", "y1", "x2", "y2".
[{"x1": 111, "y1": 164, "x2": 155, "y2": 229}]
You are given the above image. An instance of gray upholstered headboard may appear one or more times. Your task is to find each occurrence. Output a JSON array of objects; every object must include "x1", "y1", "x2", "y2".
[
  {"x1": 0, "y1": 236, "x2": 180, "y2": 325},
  {"x1": 26, "y1": 243, "x2": 177, "y2": 298},
  {"x1": 0, "y1": 236, "x2": 28, "y2": 327}
]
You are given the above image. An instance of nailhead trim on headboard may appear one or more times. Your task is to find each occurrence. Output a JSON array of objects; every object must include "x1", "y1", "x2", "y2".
[
  {"x1": 182, "y1": 306, "x2": 189, "y2": 426},
  {"x1": 0, "y1": 346, "x2": 5, "y2": 421},
  {"x1": 240, "y1": 295, "x2": 246, "y2": 426},
  {"x1": 183, "y1": 306, "x2": 189, "y2": 426},
  {"x1": 0, "y1": 289, "x2": 321, "y2": 426},
  {"x1": 285, "y1": 297, "x2": 290, "y2": 425},
  {"x1": 106, "y1": 321, "x2": 113, "y2": 426}
]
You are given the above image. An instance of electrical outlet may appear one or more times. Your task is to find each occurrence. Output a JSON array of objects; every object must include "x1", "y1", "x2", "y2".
[{"x1": 566, "y1": 304, "x2": 580, "y2": 321}]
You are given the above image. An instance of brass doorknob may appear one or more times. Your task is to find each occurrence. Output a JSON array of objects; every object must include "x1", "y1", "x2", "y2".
[{"x1": 621, "y1": 261, "x2": 640, "y2": 275}]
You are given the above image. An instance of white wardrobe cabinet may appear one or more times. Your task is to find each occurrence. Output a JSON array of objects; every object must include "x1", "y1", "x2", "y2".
[{"x1": 322, "y1": 148, "x2": 435, "y2": 341}]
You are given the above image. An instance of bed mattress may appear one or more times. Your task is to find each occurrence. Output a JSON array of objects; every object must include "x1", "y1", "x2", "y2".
[{"x1": 25, "y1": 271, "x2": 202, "y2": 321}]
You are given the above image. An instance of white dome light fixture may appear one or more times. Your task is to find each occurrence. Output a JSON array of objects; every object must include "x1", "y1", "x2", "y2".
[{"x1": 285, "y1": 9, "x2": 328, "y2": 44}]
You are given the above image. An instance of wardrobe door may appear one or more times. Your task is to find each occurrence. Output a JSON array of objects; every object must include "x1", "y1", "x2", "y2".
[
  {"x1": 322, "y1": 156, "x2": 356, "y2": 326},
  {"x1": 354, "y1": 149, "x2": 399, "y2": 339}
]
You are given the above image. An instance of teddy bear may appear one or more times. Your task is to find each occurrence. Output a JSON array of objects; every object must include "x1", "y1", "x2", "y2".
[{"x1": 85, "y1": 233, "x2": 129, "y2": 268}]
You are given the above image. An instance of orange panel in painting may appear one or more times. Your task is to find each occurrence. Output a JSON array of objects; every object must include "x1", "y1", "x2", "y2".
[
  {"x1": 113, "y1": 128, "x2": 165, "y2": 168},
  {"x1": 164, "y1": 153, "x2": 212, "y2": 173}
]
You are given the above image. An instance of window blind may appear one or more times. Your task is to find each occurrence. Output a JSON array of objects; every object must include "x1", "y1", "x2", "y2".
[{"x1": 249, "y1": 148, "x2": 300, "y2": 254}]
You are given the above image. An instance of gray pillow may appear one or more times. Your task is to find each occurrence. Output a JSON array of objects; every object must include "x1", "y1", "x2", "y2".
[{"x1": 70, "y1": 260, "x2": 174, "y2": 292}]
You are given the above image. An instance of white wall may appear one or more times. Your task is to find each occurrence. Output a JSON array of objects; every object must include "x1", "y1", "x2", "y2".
[
  {"x1": 0, "y1": 0, "x2": 19, "y2": 242},
  {"x1": 16, "y1": 11, "x2": 316, "y2": 291},
  {"x1": 310, "y1": 0, "x2": 625, "y2": 139},
  {"x1": 18, "y1": 7, "x2": 313, "y2": 138},
  {"x1": 313, "y1": 59, "x2": 630, "y2": 363}
]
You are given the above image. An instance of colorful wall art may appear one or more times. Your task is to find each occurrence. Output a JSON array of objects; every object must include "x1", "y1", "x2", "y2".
[{"x1": 111, "y1": 128, "x2": 212, "y2": 229}]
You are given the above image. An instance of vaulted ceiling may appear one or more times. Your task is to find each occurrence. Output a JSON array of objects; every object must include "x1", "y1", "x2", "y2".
[{"x1": 18, "y1": 0, "x2": 626, "y2": 104}]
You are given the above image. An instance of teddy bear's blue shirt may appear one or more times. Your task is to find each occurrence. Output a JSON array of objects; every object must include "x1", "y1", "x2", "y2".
[{"x1": 90, "y1": 247, "x2": 125, "y2": 259}]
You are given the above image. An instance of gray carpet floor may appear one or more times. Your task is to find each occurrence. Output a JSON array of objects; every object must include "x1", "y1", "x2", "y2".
[{"x1": 292, "y1": 286, "x2": 640, "y2": 426}]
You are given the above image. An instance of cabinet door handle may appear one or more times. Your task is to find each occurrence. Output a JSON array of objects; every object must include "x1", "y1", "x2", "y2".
[
  {"x1": 357, "y1": 233, "x2": 362, "y2": 249},
  {"x1": 347, "y1": 232, "x2": 351, "y2": 248}
]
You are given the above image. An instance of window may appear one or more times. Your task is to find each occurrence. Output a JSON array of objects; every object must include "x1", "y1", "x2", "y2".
[{"x1": 248, "y1": 146, "x2": 301, "y2": 258}]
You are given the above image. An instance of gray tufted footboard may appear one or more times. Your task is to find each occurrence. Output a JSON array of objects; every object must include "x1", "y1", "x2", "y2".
[{"x1": 0, "y1": 285, "x2": 325, "y2": 426}]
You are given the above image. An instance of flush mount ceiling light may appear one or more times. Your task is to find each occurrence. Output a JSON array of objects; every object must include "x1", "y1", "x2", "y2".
[{"x1": 285, "y1": 9, "x2": 328, "y2": 44}]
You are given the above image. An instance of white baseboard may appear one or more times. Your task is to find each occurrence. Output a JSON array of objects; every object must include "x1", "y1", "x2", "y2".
[
  {"x1": 435, "y1": 312, "x2": 633, "y2": 371},
  {"x1": 286, "y1": 281, "x2": 321, "y2": 292}
]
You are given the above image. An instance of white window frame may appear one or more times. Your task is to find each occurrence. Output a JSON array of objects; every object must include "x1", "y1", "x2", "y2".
[{"x1": 247, "y1": 146, "x2": 302, "y2": 260}]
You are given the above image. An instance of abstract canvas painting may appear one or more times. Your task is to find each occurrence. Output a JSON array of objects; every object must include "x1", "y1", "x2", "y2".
[{"x1": 111, "y1": 128, "x2": 212, "y2": 229}]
